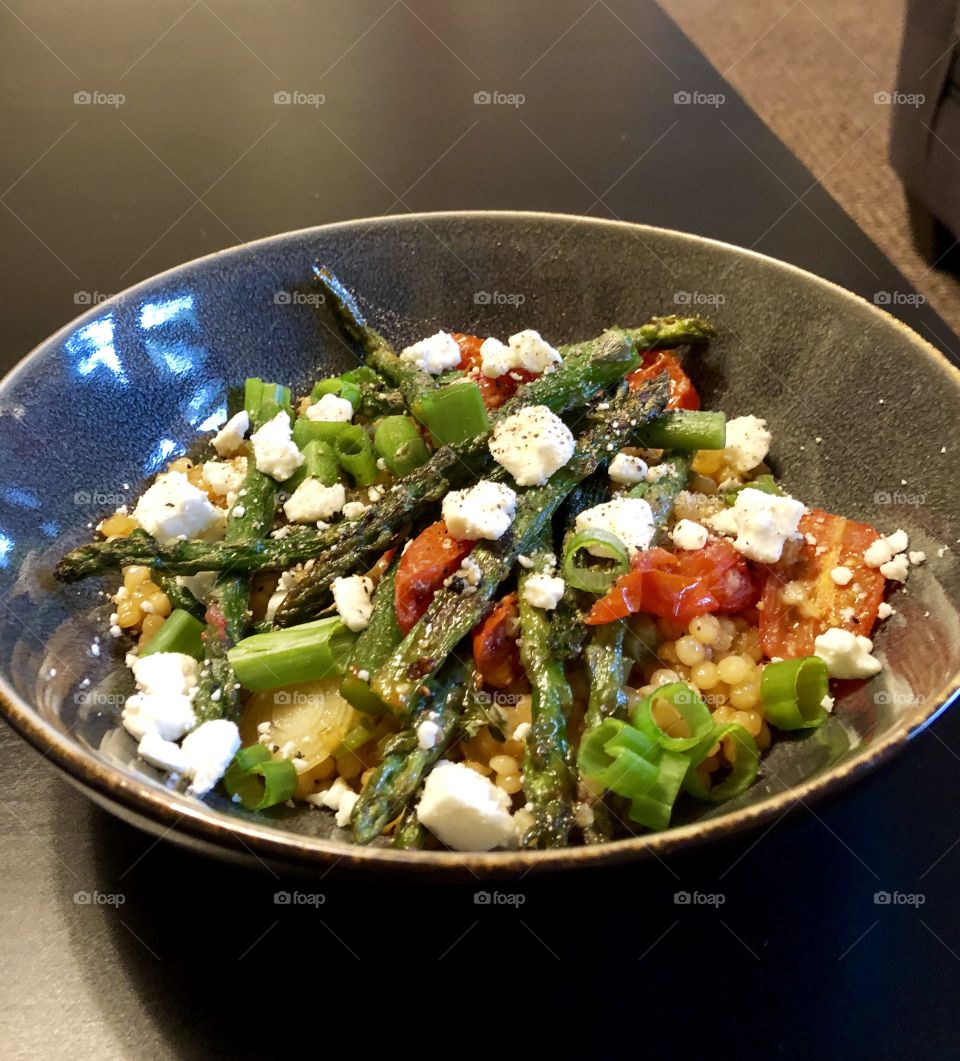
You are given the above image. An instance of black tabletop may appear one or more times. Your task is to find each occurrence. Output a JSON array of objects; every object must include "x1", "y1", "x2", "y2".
[{"x1": 2, "y1": 2, "x2": 959, "y2": 1057}]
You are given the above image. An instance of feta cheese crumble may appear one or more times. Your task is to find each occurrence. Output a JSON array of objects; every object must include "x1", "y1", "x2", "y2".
[
  {"x1": 211, "y1": 410, "x2": 249, "y2": 457},
  {"x1": 479, "y1": 329, "x2": 562, "y2": 378},
  {"x1": 250, "y1": 411, "x2": 304, "y2": 482},
  {"x1": 706, "y1": 488, "x2": 805, "y2": 563},
  {"x1": 442, "y1": 480, "x2": 517, "y2": 541},
  {"x1": 203, "y1": 457, "x2": 247, "y2": 506},
  {"x1": 137, "y1": 730, "x2": 188, "y2": 775},
  {"x1": 399, "y1": 331, "x2": 462, "y2": 375},
  {"x1": 723, "y1": 415, "x2": 772, "y2": 475},
  {"x1": 813, "y1": 627, "x2": 882, "y2": 679},
  {"x1": 608, "y1": 452, "x2": 649, "y2": 485},
  {"x1": 341, "y1": 500, "x2": 370, "y2": 520},
  {"x1": 331, "y1": 574, "x2": 375, "y2": 632},
  {"x1": 488, "y1": 405, "x2": 576, "y2": 486},
  {"x1": 877, "y1": 601, "x2": 895, "y2": 619},
  {"x1": 180, "y1": 719, "x2": 242, "y2": 796},
  {"x1": 305, "y1": 392, "x2": 354, "y2": 423},
  {"x1": 522, "y1": 572, "x2": 565, "y2": 610},
  {"x1": 416, "y1": 718, "x2": 441, "y2": 750},
  {"x1": 830, "y1": 565, "x2": 853, "y2": 586},
  {"x1": 864, "y1": 529, "x2": 909, "y2": 570},
  {"x1": 416, "y1": 761, "x2": 516, "y2": 851},
  {"x1": 308, "y1": 776, "x2": 359, "y2": 828},
  {"x1": 671, "y1": 519, "x2": 709, "y2": 551},
  {"x1": 283, "y1": 478, "x2": 346, "y2": 523},
  {"x1": 122, "y1": 652, "x2": 199, "y2": 742},
  {"x1": 575, "y1": 497, "x2": 656, "y2": 558},
  {"x1": 133, "y1": 471, "x2": 225, "y2": 544}
]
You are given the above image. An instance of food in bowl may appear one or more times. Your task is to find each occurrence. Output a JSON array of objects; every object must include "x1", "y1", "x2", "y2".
[{"x1": 54, "y1": 266, "x2": 927, "y2": 851}]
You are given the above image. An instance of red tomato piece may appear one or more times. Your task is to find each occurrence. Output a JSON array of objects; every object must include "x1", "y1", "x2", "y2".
[
  {"x1": 674, "y1": 538, "x2": 759, "y2": 614},
  {"x1": 626, "y1": 349, "x2": 700, "y2": 410},
  {"x1": 472, "y1": 593, "x2": 524, "y2": 688},
  {"x1": 585, "y1": 547, "x2": 718, "y2": 625},
  {"x1": 394, "y1": 521, "x2": 474, "y2": 634},
  {"x1": 758, "y1": 509, "x2": 887, "y2": 658},
  {"x1": 451, "y1": 333, "x2": 536, "y2": 411}
]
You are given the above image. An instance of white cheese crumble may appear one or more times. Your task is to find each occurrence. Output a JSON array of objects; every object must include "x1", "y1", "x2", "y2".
[
  {"x1": 442, "y1": 480, "x2": 517, "y2": 541},
  {"x1": 671, "y1": 519, "x2": 709, "y2": 551},
  {"x1": 488, "y1": 405, "x2": 576, "y2": 486},
  {"x1": 880, "y1": 554, "x2": 910, "y2": 582},
  {"x1": 203, "y1": 457, "x2": 247, "y2": 506},
  {"x1": 122, "y1": 652, "x2": 199, "y2": 742},
  {"x1": 308, "y1": 776, "x2": 359, "y2": 828},
  {"x1": 522, "y1": 572, "x2": 565, "y2": 610},
  {"x1": 575, "y1": 497, "x2": 656, "y2": 558},
  {"x1": 864, "y1": 529, "x2": 909, "y2": 569},
  {"x1": 211, "y1": 410, "x2": 249, "y2": 457},
  {"x1": 331, "y1": 574, "x2": 375, "y2": 632},
  {"x1": 305, "y1": 392, "x2": 354, "y2": 423},
  {"x1": 283, "y1": 479, "x2": 346, "y2": 523},
  {"x1": 909, "y1": 550, "x2": 926, "y2": 565},
  {"x1": 399, "y1": 331, "x2": 462, "y2": 374},
  {"x1": 512, "y1": 722, "x2": 531, "y2": 741},
  {"x1": 341, "y1": 500, "x2": 370, "y2": 520},
  {"x1": 830, "y1": 565, "x2": 853, "y2": 586},
  {"x1": 813, "y1": 627, "x2": 882, "y2": 679},
  {"x1": 416, "y1": 761, "x2": 516, "y2": 851},
  {"x1": 180, "y1": 719, "x2": 241, "y2": 796},
  {"x1": 265, "y1": 560, "x2": 316, "y2": 621},
  {"x1": 133, "y1": 471, "x2": 225, "y2": 544},
  {"x1": 706, "y1": 488, "x2": 805, "y2": 563},
  {"x1": 250, "y1": 411, "x2": 304, "y2": 482},
  {"x1": 416, "y1": 718, "x2": 441, "y2": 750},
  {"x1": 821, "y1": 694, "x2": 835, "y2": 713},
  {"x1": 479, "y1": 329, "x2": 562, "y2": 378},
  {"x1": 723, "y1": 415, "x2": 772, "y2": 474},
  {"x1": 608, "y1": 452, "x2": 649, "y2": 485},
  {"x1": 137, "y1": 730, "x2": 188, "y2": 775}
]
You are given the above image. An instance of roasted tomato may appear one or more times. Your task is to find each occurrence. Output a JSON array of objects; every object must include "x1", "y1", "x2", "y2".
[
  {"x1": 585, "y1": 538, "x2": 757, "y2": 626},
  {"x1": 452, "y1": 332, "x2": 536, "y2": 411},
  {"x1": 626, "y1": 349, "x2": 700, "y2": 410},
  {"x1": 758, "y1": 509, "x2": 886, "y2": 658},
  {"x1": 394, "y1": 521, "x2": 474, "y2": 634},
  {"x1": 472, "y1": 592, "x2": 524, "y2": 688}
]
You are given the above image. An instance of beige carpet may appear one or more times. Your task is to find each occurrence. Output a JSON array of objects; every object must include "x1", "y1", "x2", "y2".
[{"x1": 660, "y1": 0, "x2": 960, "y2": 341}]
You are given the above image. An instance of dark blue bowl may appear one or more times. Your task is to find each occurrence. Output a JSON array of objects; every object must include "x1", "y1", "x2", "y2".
[{"x1": 1, "y1": 212, "x2": 958, "y2": 876}]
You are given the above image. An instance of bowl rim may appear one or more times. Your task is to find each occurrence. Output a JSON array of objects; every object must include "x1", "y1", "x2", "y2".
[{"x1": 1, "y1": 208, "x2": 958, "y2": 876}]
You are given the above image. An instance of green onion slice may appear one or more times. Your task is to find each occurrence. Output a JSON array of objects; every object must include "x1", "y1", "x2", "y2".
[
  {"x1": 139, "y1": 608, "x2": 205, "y2": 660},
  {"x1": 683, "y1": 723, "x2": 759, "y2": 803},
  {"x1": 760, "y1": 656, "x2": 830, "y2": 730},
  {"x1": 310, "y1": 377, "x2": 362, "y2": 410},
  {"x1": 416, "y1": 381, "x2": 490, "y2": 446},
  {"x1": 562, "y1": 528, "x2": 629, "y2": 593},
  {"x1": 228, "y1": 616, "x2": 357, "y2": 692},
  {"x1": 223, "y1": 744, "x2": 298, "y2": 810},
  {"x1": 374, "y1": 415, "x2": 431, "y2": 477},
  {"x1": 627, "y1": 750, "x2": 690, "y2": 831},
  {"x1": 577, "y1": 718, "x2": 660, "y2": 798},
  {"x1": 334, "y1": 424, "x2": 378, "y2": 486},
  {"x1": 632, "y1": 681, "x2": 715, "y2": 752}
]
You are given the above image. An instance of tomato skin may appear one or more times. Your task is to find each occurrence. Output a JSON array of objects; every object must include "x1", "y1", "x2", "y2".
[
  {"x1": 394, "y1": 521, "x2": 474, "y2": 634},
  {"x1": 675, "y1": 538, "x2": 759, "y2": 614},
  {"x1": 626, "y1": 350, "x2": 700, "y2": 410},
  {"x1": 472, "y1": 593, "x2": 523, "y2": 688},
  {"x1": 759, "y1": 509, "x2": 886, "y2": 658},
  {"x1": 452, "y1": 333, "x2": 536, "y2": 411}
]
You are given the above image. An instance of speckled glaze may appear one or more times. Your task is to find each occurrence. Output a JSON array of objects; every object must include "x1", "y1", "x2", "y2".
[{"x1": 0, "y1": 212, "x2": 958, "y2": 877}]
